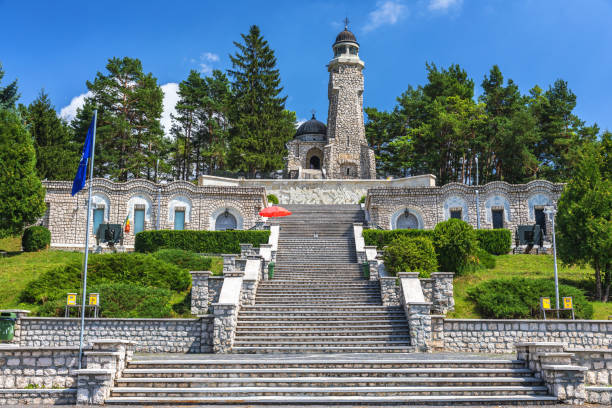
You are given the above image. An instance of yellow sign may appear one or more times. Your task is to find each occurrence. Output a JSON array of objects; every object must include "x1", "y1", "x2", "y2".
[
  {"x1": 563, "y1": 297, "x2": 573, "y2": 309},
  {"x1": 67, "y1": 293, "x2": 77, "y2": 306},
  {"x1": 541, "y1": 297, "x2": 551, "y2": 310},
  {"x1": 88, "y1": 293, "x2": 99, "y2": 306}
]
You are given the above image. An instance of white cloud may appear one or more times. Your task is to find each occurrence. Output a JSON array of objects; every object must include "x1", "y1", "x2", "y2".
[
  {"x1": 199, "y1": 52, "x2": 220, "y2": 74},
  {"x1": 160, "y1": 82, "x2": 179, "y2": 138},
  {"x1": 428, "y1": 0, "x2": 462, "y2": 12},
  {"x1": 60, "y1": 83, "x2": 180, "y2": 138},
  {"x1": 202, "y1": 52, "x2": 219, "y2": 62},
  {"x1": 199, "y1": 63, "x2": 213, "y2": 75},
  {"x1": 59, "y1": 91, "x2": 92, "y2": 122},
  {"x1": 364, "y1": 1, "x2": 407, "y2": 32}
]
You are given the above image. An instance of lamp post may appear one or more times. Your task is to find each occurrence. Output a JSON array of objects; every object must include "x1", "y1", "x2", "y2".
[
  {"x1": 544, "y1": 206, "x2": 560, "y2": 318},
  {"x1": 475, "y1": 155, "x2": 480, "y2": 229}
]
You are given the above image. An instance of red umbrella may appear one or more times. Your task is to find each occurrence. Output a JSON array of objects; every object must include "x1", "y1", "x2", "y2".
[{"x1": 259, "y1": 206, "x2": 292, "y2": 217}]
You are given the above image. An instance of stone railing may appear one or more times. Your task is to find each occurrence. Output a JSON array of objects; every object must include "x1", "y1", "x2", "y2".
[
  {"x1": 397, "y1": 272, "x2": 432, "y2": 351},
  {"x1": 379, "y1": 273, "x2": 454, "y2": 315}
]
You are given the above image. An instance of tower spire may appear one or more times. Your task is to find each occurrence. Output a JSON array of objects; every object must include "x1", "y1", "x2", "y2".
[{"x1": 344, "y1": 17, "x2": 349, "y2": 30}]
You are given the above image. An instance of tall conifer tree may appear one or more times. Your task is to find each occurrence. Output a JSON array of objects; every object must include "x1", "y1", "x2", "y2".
[{"x1": 227, "y1": 25, "x2": 295, "y2": 177}]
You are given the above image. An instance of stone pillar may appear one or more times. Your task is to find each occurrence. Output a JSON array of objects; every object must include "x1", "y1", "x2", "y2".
[
  {"x1": 0, "y1": 309, "x2": 30, "y2": 345},
  {"x1": 431, "y1": 272, "x2": 455, "y2": 314},
  {"x1": 430, "y1": 315, "x2": 445, "y2": 352},
  {"x1": 189, "y1": 271, "x2": 212, "y2": 315},
  {"x1": 380, "y1": 277, "x2": 399, "y2": 306},
  {"x1": 240, "y1": 243, "x2": 254, "y2": 257},
  {"x1": 212, "y1": 303, "x2": 238, "y2": 353},
  {"x1": 406, "y1": 302, "x2": 432, "y2": 352},
  {"x1": 368, "y1": 260, "x2": 379, "y2": 281},
  {"x1": 222, "y1": 254, "x2": 236, "y2": 274}
]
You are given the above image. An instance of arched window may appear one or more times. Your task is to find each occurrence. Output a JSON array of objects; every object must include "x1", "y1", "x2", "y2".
[
  {"x1": 309, "y1": 155, "x2": 321, "y2": 169},
  {"x1": 396, "y1": 212, "x2": 419, "y2": 229},
  {"x1": 215, "y1": 211, "x2": 237, "y2": 231}
]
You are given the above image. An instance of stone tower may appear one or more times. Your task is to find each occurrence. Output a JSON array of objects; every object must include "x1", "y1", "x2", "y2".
[{"x1": 323, "y1": 24, "x2": 376, "y2": 179}]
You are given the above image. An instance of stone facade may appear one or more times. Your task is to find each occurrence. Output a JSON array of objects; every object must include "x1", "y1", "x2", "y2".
[
  {"x1": 367, "y1": 179, "x2": 564, "y2": 247},
  {"x1": 15, "y1": 317, "x2": 212, "y2": 353},
  {"x1": 42, "y1": 179, "x2": 266, "y2": 250}
]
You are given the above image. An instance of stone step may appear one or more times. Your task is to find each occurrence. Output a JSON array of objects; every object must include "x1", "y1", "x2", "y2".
[
  {"x1": 233, "y1": 335, "x2": 411, "y2": 342},
  {"x1": 232, "y1": 339, "x2": 412, "y2": 346},
  {"x1": 234, "y1": 346, "x2": 417, "y2": 353},
  {"x1": 242, "y1": 306, "x2": 393, "y2": 311},
  {"x1": 236, "y1": 319, "x2": 409, "y2": 326},
  {"x1": 234, "y1": 329, "x2": 410, "y2": 336},
  {"x1": 235, "y1": 323, "x2": 410, "y2": 330}
]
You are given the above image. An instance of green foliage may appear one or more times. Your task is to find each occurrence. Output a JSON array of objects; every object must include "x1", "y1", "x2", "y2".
[
  {"x1": 151, "y1": 249, "x2": 212, "y2": 271},
  {"x1": 227, "y1": 25, "x2": 295, "y2": 177},
  {"x1": 21, "y1": 226, "x2": 50, "y2": 252},
  {"x1": 467, "y1": 278, "x2": 593, "y2": 319},
  {"x1": 267, "y1": 194, "x2": 279, "y2": 204},
  {"x1": 382, "y1": 236, "x2": 438, "y2": 277},
  {"x1": 134, "y1": 230, "x2": 270, "y2": 254},
  {"x1": 358, "y1": 196, "x2": 366, "y2": 204},
  {"x1": 475, "y1": 229, "x2": 512, "y2": 255},
  {"x1": 475, "y1": 248, "x2": 496, "y2": 270},
  {"x1": 74, "y1": 57, "x2": 166, "y2": 181},
  {"x1": 556, "y1": 137, "x2": 611, "y2": 301},
  {"x1": 0, "y1": 63, "x2": 19, "y2": 109},
  {"x1": 363, "y1": 229, "x2": 434, "y2": 249},
  {"x1": 433, "y1": 219, "x2": 478, "y2": 275},
  {"x1": 22, "y1": 91, "x2": 78, "y2": 180},
  {"x1": 0, "y1": 108, "x2": 46, "y2": 237}
]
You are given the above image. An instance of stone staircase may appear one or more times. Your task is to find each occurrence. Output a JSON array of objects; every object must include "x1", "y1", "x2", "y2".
[
  {"x1": 232, "y1": 204, "x2": 414, "y2": 353},
  {"x1": 105, "y1": 355, "x2": 556, "y2": 405}
]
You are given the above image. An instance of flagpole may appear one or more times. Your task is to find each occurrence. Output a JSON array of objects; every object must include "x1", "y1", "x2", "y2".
[{"x1": 78, "y1": 110, "x2": 97, "y2": 369}]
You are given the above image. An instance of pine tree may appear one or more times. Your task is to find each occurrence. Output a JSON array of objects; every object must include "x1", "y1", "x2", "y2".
[
  {"x1": 0, "y1": 62, "x2": 19, "y2": 109},
  {"x1": 23, "y1": 91, "x2": 78, "y2": 180},
  {"x1": 73, "y1": 57, "x2": 165, "y2": 181},
  {"x1": 227, "y1": 25, "x2": 295, "y2": 177},
  {"x1": 0, "y1": 109, "x2": 46, "y2": 237}
]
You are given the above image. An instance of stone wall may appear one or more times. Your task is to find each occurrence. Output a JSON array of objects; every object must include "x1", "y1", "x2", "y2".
[
  {"x1": 16, "y1": 317, "x2": 213, "y2": 353},
  {"x1": 442, "y1": 319, "x2": 612, "y2": 353},
  {"x1": 0, "y1": 347, "x2": 80, "y2": 389},
  {"x1": 366, "y1": 180, "x2": 563, "y2": 246},
  {"x1": 42, "y1": 179, "x2": 266, "y2": 250}
]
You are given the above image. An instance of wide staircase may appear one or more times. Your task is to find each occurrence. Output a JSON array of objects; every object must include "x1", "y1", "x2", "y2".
[
  {"x1": 232, "y1": 204, "x2": 413, "y2": 353},
  {"x1": 106, "y1": 204, "x2": 557, "y2": 405}
]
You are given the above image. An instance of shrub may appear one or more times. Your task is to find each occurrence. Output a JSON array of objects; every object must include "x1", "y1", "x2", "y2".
[
  {"x1": 476, "y1": 229, "x2": 512, "y2": 255},
  {"x1": 382, "y1": 236, "x2": 438, "y2": 277},
  {"x1": 433, "y1": 219, "x2": 478, "y2": 275},
  {"x1": 358, "y1": 195, "x2": 366, "y2": 204},
  {"x1": 152, "y1": 249, "x2": 212, "y2": 271},
  {"x1": 467, "y1": 278, "x2": 593, "y2": 319},
  {"x1": 475, "y1": 247, "x2": 496, "y2": 269},
  {"x1": 22, "y1": 226, "x2": 50, "y2": 252},
  {"x1": 135, "y1": 230, "x2": 270, "y2": 254},
  {"x1": 363, "y1": 229, "x2": 434, "y2": 249},
  {"x1": 266, "y1": 194, "x2": 279, "y2": 204}
]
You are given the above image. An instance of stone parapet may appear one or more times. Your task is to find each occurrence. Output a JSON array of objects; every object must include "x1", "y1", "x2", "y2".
[
  {"x1": 431, "y1": 272, "x2": 455, "y2": 314},
  {"x1": 189, "y1": 271, "x2": 212, "y2": 315},
  {"x1": 380, "y1": 277, "x2": 399, "y2": 306},
  {"x1": 212, "y1": 304, "x2": 238, "y2": 353}
]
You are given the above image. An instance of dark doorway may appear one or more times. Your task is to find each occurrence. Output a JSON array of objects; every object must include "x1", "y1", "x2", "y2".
[
  {"x1": 450, "y1": 209, "x2": 462, "y2": 220},
  {"x1": 309, "y1": 156, "x2": 321, "y2": 170},
  {"x1": 535, "y1": 208, "x2": 546, "y2": 235},
  {"x1": 492, "y1": 209, "x2": 504, "y2": 229}
]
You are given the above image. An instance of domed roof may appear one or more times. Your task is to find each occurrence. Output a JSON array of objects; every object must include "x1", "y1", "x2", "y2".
[
  {"x1": 295, "y1": 114, "x2": 326, "y2": 138},
  {"x1": 334, "y1": 29, "x2": 357, "y2": 45}
]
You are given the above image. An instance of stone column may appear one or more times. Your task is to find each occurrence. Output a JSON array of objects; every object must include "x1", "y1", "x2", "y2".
[
  {"x1": 212, "y1": 303, "x2": 238, "y2": 353},
  {"x1": 406, "y1": 303, "x2": 432, "y2": 352},
  {"x1": 240, "y1": 243, "x2": 254, "y2": 257},
  {"x1": 368, "y1": 260, "x2": 379, "y2": 281},
  {"x1": 189, "y1": 271, "x2": 212, "y2": 315},
  {"x1": 380, "y1": 277, "x2": 399, "y2": 306},
  {"x1": 222, "y1": 254, "x2": 236, "y2": 275},
  {"x1": 431, "y1": 272, "x2": 455, "y2": 314}
]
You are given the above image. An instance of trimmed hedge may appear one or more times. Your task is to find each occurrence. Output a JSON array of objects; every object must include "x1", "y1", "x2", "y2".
[
  {"x1": 382, "y1": 236, "x2": 438, "y2": 277},
  {"x1": 363, "y1": 229, "x2": 434, "y2": 249},
  {"x1": 266, "y1": 194, "x2": 279, "y2": 204},
  {"x1": 135, "y1": 230, "x2": 271, "y2": 253},
  {"x1": 476, "y1": 229, "x2": 512, "y2": 255},
  {"x1": 151, "y1": 249, "x2": 212, "y2": 271},
  {"x1": 467, "y1": 277, "x2": 593, "y2": 319},
  {"x1": 22, "y1": 226, "x2": 50, "y2": 252},
  {"x1": 433, "y1": 219, "x2": 478, "y2": 275}
]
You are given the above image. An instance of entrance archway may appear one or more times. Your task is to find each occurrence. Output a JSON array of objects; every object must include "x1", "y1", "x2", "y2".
[
  {"x1": 309, "y1": 155, "x2": 321, "y2": 170},
  {"x1": 305, "y1": 148, "x2": 323, "y2": 171}
]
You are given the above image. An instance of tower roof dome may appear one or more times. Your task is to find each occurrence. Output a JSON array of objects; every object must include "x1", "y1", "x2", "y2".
[
  {"x1": 295, "y1": 114, "x2": 326, "y2": 138},
  {"x1": 334, "y1": 29, "x2": 357, "y2": 45}
]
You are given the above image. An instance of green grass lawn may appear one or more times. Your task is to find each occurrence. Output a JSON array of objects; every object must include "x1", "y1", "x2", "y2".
[
  {"x1": 0, "y1": 236, "x2": 223, "y2": 315},
  {"x1": 448, "y1": 254, "x2": 609, "y2": 319}
]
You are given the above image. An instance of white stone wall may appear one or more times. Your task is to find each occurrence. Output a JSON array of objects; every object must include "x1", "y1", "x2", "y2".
[{"x1": 42, "y1": 179, "x2": 266, "y2": 250}]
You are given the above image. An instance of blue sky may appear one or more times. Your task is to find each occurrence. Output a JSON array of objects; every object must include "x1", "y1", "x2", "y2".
[{"x1": 2, "y1": 0, "x2": 611, "y2": 133}]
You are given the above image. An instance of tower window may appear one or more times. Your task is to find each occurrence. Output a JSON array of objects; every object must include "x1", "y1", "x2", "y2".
[{"x1": 349, "y1": 46, "x2": 357, "y2": 55}]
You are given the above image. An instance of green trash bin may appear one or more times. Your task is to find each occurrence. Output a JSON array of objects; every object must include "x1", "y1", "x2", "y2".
[
  {"x1": 268, "y1": 262, "x2": 275, "y2": 280},
  {"x1": 0, "y1": 312, "x2": 17, "y2": 342}
]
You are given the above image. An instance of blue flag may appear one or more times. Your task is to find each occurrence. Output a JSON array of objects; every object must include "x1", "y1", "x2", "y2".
[{"x1": 71, "y1": 115, "x2": 96, "y2": 196}]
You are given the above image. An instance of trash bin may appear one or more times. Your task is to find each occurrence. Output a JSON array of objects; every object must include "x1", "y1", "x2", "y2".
[
  {"x1": 0, "y1": 312, "x2": 17, "y2": 342},
  {"x1": 268, "y1": 262, "x2": 275, "y2": 280},
  {"x1": 362, "y1": 262, "x2": 370, "y2": 279}
]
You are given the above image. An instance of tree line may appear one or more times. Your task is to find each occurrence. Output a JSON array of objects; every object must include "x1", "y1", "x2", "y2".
[{"x1": 365, "y1": 63, "x2": 609, "y2": 185}]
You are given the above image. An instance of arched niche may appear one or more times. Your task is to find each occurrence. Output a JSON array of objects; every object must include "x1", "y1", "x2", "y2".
[
  {"x1": 210, "y1": 207, "x2": 244, "y2": 231},
  {"x1": 168, "y1": 196, "x2": 192, "y2": 223},
  {"x1": 484, "y1": 194, "x2": 511, "y2": 224},
  {"x1": 527, "y1": 193, "x2": 552, "y2": 222},
  {"x1": 390, "y1": 207, "x2": 424, "y2": 230},
  {"x1": 91, "y1": 193, "x2": 110, "y2": 222},
  {"x1": 306, "y1": 148, "x2": 323, "y2": 170},
  {"x1": 443, "y1": 195, "x2": 468, "y2": 222},
  {"x1": 126, "y1": 194, "x2": 153, "y2": 222}
]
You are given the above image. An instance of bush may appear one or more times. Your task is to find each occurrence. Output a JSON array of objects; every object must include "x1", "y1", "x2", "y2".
[
  {"x1": 476, "y1": 229, "x2": 512, "y2": 255},
  {"x1": 363, "y1": 229, "x2": 434, "y2": 249},
  {"x1": 382, "y1": 236, "x2": 438, "y2": 277},
  {"x1": 358, "y1": 195, "x2": 366, "y2": 204},
  {"x1": 152, "y1": 249, "x2": 212, "y2": 271},
  {"x1": 475, "y1": 248, "x2": 496, "y2": 269},
  {"x1": 22, "y1": 226, "x2": 50, "y2": 252},
  {"x1": 467, "y1": 278, "x2": 593, "y2": 319},
  {"x1": 20, "y1": 252, "x2": 191, "y2": 305},
  {"x1": 135, "y1": 230, "x2": 270, "y2": 253},
  {"x1": 433, "y1": 219, "x2": 478, "y2": 275},
  {"x1": 266, "y1": 194, "x2": 279, "y2": 204}
]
